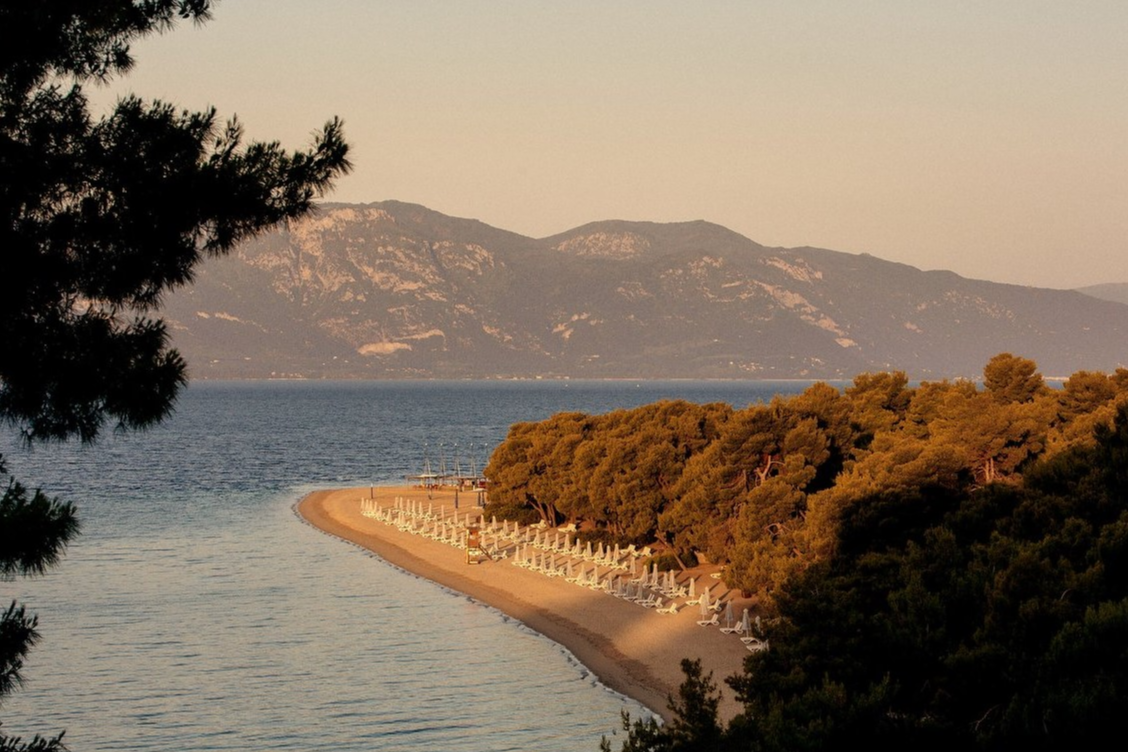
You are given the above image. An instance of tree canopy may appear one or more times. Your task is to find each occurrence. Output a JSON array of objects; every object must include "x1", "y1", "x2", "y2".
[
  {"x1": 0, "y1": 3, "x2": 350, "y2": 748},
  {"x1": 480, "y1": 358, "x2": 1126, "y2": 748},
  {"x1": 576, "y1": 368, "x2": 1126, "y2": 750}
]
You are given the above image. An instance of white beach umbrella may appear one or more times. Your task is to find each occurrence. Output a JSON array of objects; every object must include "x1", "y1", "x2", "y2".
[
  {"x1": 723, "y1": 601, "x2": 735, "y2": 631},
  {"x1": 585, "y1": 541, "x2": 593, "y2": 560},
  {"x1": 741, "y1": 608, "x2": 751, "y2": 636},
  {"x1": 699, "y1": 593, "x2": 710, "y2": 618},
  {"x1": 689, "y1": 577, "x2": 697, "y2": 598}
]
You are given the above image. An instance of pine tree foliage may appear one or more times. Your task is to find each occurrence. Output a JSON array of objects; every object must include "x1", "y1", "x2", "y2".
[
  {"x1": 1, "y1": 2, "x2": 350, "y2": 444},
  {"x1": 482, "y1": 358, "x2": 1124, "y2": 749},
  {"x1": 0, "y1": 3, "x2": 351, "y2": 747},
  {"x1": 587, "y1": 379, "x2": 1126, "y2": 750}
]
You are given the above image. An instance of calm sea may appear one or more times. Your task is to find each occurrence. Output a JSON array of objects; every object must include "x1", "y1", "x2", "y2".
[{"x1": 0, "y1": 380, "x2": 815, "y2": 751}]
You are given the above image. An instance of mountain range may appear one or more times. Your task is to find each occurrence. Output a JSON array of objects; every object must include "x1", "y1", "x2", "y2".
[
  {"x1": 1074, "y1": 282, "x2": 1128, "y2": 305},
  {"x1": 163, "y1": 201, "x2": 1127, "y2": 380}
]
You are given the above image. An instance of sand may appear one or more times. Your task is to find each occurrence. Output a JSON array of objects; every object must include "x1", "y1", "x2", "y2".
[{"x1": 297, "y1": 486, "x2": 756, "y2": 722}]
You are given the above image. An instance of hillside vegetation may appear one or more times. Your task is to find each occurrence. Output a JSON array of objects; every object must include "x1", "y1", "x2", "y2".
[{"x1": 483, "y1": 354, "x2": 1127, "y2": 748}]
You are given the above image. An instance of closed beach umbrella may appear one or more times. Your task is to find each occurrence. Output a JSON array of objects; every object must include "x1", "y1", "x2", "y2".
[
  {"x1": 699, "y1": 593, "x2": 710, "y2": 618},
  {"x1": 688, "y1": 577, "x2": 696, "y2": 598},
  {"x1": 723, "y1": 601, "x2": 734, "y2": 631},
  {"x1": 741, "y1": 608, "x2": 751, "y2": 636}
]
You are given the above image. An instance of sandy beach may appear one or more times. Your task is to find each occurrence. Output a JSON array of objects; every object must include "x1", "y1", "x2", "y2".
[{"x1": 297, "y1": 486, "x2": 757, "y2": 722}]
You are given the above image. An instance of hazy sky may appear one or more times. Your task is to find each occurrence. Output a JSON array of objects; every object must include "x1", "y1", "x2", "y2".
[{"x1": 91, "y1": 1, "x2": 1126, "y2": 289}]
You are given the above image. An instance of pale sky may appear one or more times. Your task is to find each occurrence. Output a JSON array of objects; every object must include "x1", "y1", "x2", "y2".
[{"x1": 91, "y1": 1, "x2": 1126, "y2": 289}]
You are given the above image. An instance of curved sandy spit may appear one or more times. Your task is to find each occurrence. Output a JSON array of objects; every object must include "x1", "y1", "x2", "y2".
[{"x1": 298, "y1": 486, "x2": 753, "y2": 722}]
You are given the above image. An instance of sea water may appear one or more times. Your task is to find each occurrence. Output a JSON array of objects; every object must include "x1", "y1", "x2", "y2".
[{"x1": 0, "y1": 380, "x2": 814, "y2": 751}]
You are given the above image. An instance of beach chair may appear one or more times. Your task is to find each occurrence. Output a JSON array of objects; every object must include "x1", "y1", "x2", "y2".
[
  {"x1": 745, "y1": 637, "x2": 769, "y2": 652},
  {"x1": 696, "y1": 613, "x2": 719, "y2": 627},
  {"x1": 656, "y1": 600, "x2": 679, "y2": 615}
]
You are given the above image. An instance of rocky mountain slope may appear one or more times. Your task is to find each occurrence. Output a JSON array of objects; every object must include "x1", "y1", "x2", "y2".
[{"x1": 163, "y1": 201, "x2": 1127, "y2": 380}]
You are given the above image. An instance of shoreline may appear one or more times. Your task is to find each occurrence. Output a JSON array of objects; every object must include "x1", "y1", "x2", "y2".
[{"x1": 296, "y1": 486, "x2": 755, "y2": 723}]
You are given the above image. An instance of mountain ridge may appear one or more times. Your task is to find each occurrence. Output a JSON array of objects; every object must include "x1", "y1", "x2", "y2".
[{"x1": 163, "y1": 201, "x2": 1126, "y2": 380}]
